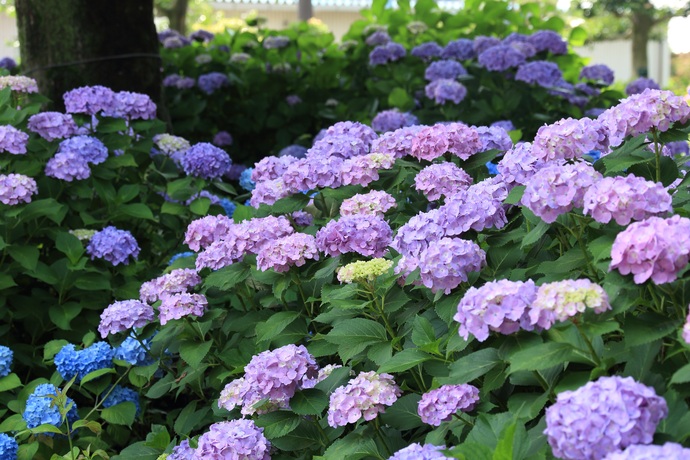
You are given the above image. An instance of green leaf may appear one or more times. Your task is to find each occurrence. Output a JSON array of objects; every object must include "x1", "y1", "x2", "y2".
[
  {"x1": 449, "y1": 443, "x2": 493, "y2": 460},
  {"x1": 116, "y1": 203, "x2": 155, "y2": 221},
  {"x1": 599, "y1": 135, "x2": 650, "y2": 173},
  {"x1": 380, "y1": 393, "x2": 423, "y2": 430},
  {"x1": 255, "y1": 411, "x2": 301, "y2": 439},
  {"x1": 504, "y1": 186, "x2": 525, "y2": 205},
  {"x1": 520, "y1": 221, "x2": 549, "y2": 249},
  {"x1": 80, "y1": 367, "x2": 115, "y2": 386},
  {"x1": 325, "y1": 318, "x2": 388, "y2": 345},
  {"x1": 145, "y1": 374, "x2": 174, "y2": 399},
  {"x1": 19, "y1": 198, "x2": 67, "y2": 224},
  {"x1": 446, "y1": 348, "x2": 501, "y2": 384},
  {"x1": 174, "y1": 401, "x2": 209, "y2": 436},
  {"x1": 321, "y1": 283, "x2": 365, "y2": 309},
  {"x1": 31, "y1": 423, "x2": 64, "y2": 434},
  {"x1": 569, "y1": 26, "x2": 588, "y2": 47},
  {"x1": 0, "y1": 373, "x2": 21, "y2": 392},
  {"x1": 204, "y1": 263, "x2": 250, "y2": 291},
  {"x1": 378, "y1": 348, "x2": 433, "y2": 373},
  {"x1": 322, "y1": 434, "x2": 381, "y2": 460},
  {"x1": 493, "y1": 422, "x2": 516, "y2": 460},
  {"x1": 508, "y1": 342, "x2": 572, "y2": 374},
  {"x1": 256, "y1": 311, "x2": 301, "y2": 344},
  {"x1": 55, "y1": 232, "x2": 85, "y2": 263},
  {"x1": 101, "y1": 401, "x2": 137, "y2": 427},
  {"x1": 71, "y1": 419, "x2": 102, "y2": 434},
  {"x1": 111, "y1": 442, "x2": 161, "y2": 460},
  {"x1": 17, "y1": 443, "x2": 39, "y2": 460},
  {"x1": 48, "y1": 302, "x2": 82, "y2": 330},
  {"x1": 269, "y1": 420, "x2": 321, "y2": 451},
  {"x1": 623, "y1": 313, "x2": 680, "y2": 347},
  {"x1": 0, "y1": 413, "x2": 26, "y2": 433},
  {"x1": 44, "y1": 339, "x2": 70, "y2": 360},
  {"x1": 7, "y1": 245, "x2": 39, "y2": 271},
  {"x1": 74, "y1": 273, "x2": 111, "y2": 291},
  {"x1": 388, "y1": 87, "x2": 414, "y2": 111},
  {"x1": 670, "y1": 363, "x2": 690, "y2": 385},
  {"x1": 290, "y1": 389, "x2": 328, "y2": 415},
  {"x1": 0, "y1": 274, "x2": 15, "y2": 290},
  {"x1": 314, "y1": 366, "x2": 352, "y2": 394},
  {"x1": 179, "y1": 340, "x2": 213, "y2": 369},
  {"x1": 189, "y1": 197, "x2": 211, "y2": 215}
]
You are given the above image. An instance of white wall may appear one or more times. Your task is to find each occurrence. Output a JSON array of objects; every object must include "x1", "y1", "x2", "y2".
[{"x1": 0, "y1": 14, "x2": 19, "y2": 60}]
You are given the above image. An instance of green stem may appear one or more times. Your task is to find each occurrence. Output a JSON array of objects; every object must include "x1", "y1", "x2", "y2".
[
  {"x1": 570, "y1": 214, "x2": 601, "y2": 283},
  {"x1": 82, "y1": 368, "x2": 131, "y2": 421},
  {"x1": 373, "y1": 418, "x2": 392, "y2": 457}
]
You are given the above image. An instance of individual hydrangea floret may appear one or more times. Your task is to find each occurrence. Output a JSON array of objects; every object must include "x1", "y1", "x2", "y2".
[
  {"x1": 528, "y1": 279, "x2": 611, "y2": 330},
  {"x1": 337, "y1": 258, "x2": 393, "y2": 284},
  {"x1": 424, "y1": 79, "x2": 467, "y2": 105},
  {"x1": 0, "y1": 125, "x2": 29, "y2": 155},
  {"x1": 371, "y1": 109, "x2": 419, "y2": 133},
  {"x1": 63, "y1": 85, "x2": 115, "y2": 115},
  {"x1": 478, "y1": 45, "x2": 526, "y2": 71},
  {"x1": 0, "y1": 345, "x2": 12, "y2": 378},
  {"x1": 442, "y1": 38, "x2": 475, "y2": 60},
  {"x1": 521, "y1": 161, "x2": 602, "y2": 223},
  {"x1": 158, "y1": 293, "x2": 207, "y2": 325},
  {"x1": 102, "y1": 385, "x2": 140, "y2": 415},
  {"x1": 193, "y1": 419, "x2": 270, "y2": 460},
  {"x1": 531, "y1": 117, "x2": 610, "y2": 162},
  {"x1": 181, "y1": 142, "x2": 232, "y2": 179},
  {"x1": 0, "y1": 75, "x2": 38, "y2": 93},
  {"x1": 411, "y1": 123, "x2": 482, "y2": 161},
  {"x1": 139, "y1": 268, "x2": 202, "y2": 304},
  {"x1": 418, "y1": 384, "x2": 480, "y2": 426},
  {"x1": 610, "y1": 215, "x2": 690, "y2": 284},
  {"x1": 515, "y1": 61, "x2": 563, "y2": 87},
  {"x1": 603, "y1": 442, "x2": 690, "y2": 459},
  {"x1": 388, "y1": 443, "x2": 447, "y2": 460},
  {"x1": 184, "y1": 215, "x2": 234, "y2": 252},
  {"x1": 256, "y1": 233, "x2": 319, "y2": 272},
  {"x1": 98, "y1": 300, "x2": 155, "y2": 338},
  {"x1": 424, "y1": 59, "x2": 467, "y2": 81},
  {"x1": 58, "y1": 135, "x2": 109, "y2": 165},
  {"x1": 212, "y1": 130, "x2": 233, "y2": 147},
  {"x1": 327, "y1": 371, "x2": 401, "y2": 427},
  {"x1": 414, "y1": 162, "x2": 472, "y2": 201},
  {"x1": 27, "y1": 112, "x2": 78, "y2": 141},
  {"x1": 0, "y1": 174, "x2": 38, "y2": 206},
  {"x1": 583, "y1": 175, "x2": 672, "y2": 225},
  {"x1": 369, "y1": 42, "x2": 406, "y2": 66},
  {"x1": 197, "y1": 72, "x2": 228, "y2": 95},
  {"x1": 54, "y1": 342, "x2": 114, "y2": 382},
  {"x1": 23, "y1": 384, "x2": 79, "y2": 431},
  {"x1": 411, "y1": 42, "x2": 443, "y2": 61},
  {"x1": 454, "y1": 279, "x2": 536, "y2": 341},
  {"x1": 86, "y1": 226, "x2": 140, "y2": 265},
  {"x1": 580, "y1": 64, "x2": 615, "y2": 85},
  {"x1": 316, "y1": 215, "x2": 392, "y2": 257},
  {"x1": 544, "y1": 376, "x2": 668, "y2": 460},
  {"x1": 340, "y1": 190, "x2": 397, "y2": 216},
  {"x1": 417, "y1": 238, "x2": 485, "y2": 294},
  {"x1": 263, "y1": 35, "x2": 290, "y2": 49},
  {"x1": 0, "y1": 432, "x2": 17, "y2": 460},
  {"x1": 625, "y1": 77, "x2": 660, "y2": 96},
  {"x1": 528, "y1": 30, "x2": 568, "y2": 54}
]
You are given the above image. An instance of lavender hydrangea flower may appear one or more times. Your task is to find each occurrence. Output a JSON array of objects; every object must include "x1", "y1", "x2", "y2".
[
  {"x1": 365, "y1": 30, "x2": 391, "y2": 46},
  {"x1": 454, "y1": 279, "x2": 536, "y2": 341},
  {"x1": 580, "y1": 64, "x2": 615, "y2": 85},
  {"x1": 442, "y1": 38, "x2": 475, "y2": 60},
  {"x1": 193, "y1": 420, "x2": 270, "y2": 460},
  {"x1": 58, "y1": 135, "x2": 108, "y2": 165},
  {"x1": 371, "y1": 109, "x2": 419, "y2": 133},
  {"x1": 604, "y1": 442, "x2": 690, "y2": 459},
  {"x1": 478, "y1": 45, "x2": 526, "y2": 71},
  {"x1": 0, "y1": 75, "x2": 38, "y2": 93},
  {"x1": 0, "y1": 345, "x2": 12, "y2": 377},
  {"x1": 54, "y1": 342, "x2": 114, "y2": 382},
  {"x1": 497, "y1": 142, "x2": 546, "y2": 186},
  {"x1": 411, "y1": 123, "x2": 482, "y2": 161},
  {"x1": 0, "y1": 57, "x2": 16, "y2": 69},
  {"x1": 532, "y1": 117, "x2": 610, "y2": 162},
  {"x1": 0, "y1": 174, "x2": 38, "y2": 205},
  {"x1": 263, "y1": 35, "x2": 290, "y2": 49},
  {"x1": 252, "y1": 155, "x2": 298, "y2": 182},
  {"x1": 434, "y1": 178, "x2": 508, "y2": 235},
  {"x1": 521, "y1": 161, "x2": 602, "y2": 223},
  {"x1": 424, "y1": 79, "x2": 468, "y2": 105},
  {"x1": 181, "y1": 142, "x2": 232, "y2": 179},
  {"x1": 371, "y1": 125, "x2": 424, "y2": 159},
  {"x1": 325, "y1": 121, "x2": 378, "y2": 146},
  {"x1": 27, "y1": 112, "x2": 78, "y2": 141},
  {"x1": 369, "y1": 42, "x2": 406, "y2": 66},
  {"x1": 418, "y1": 384, "x2": 479, "y2": 426},
  {"x1": 327, "y1": 371, "x2": 401, "y2": 427},
  {"x1": 282, "y1": 157, "x2": 342, "y2": 192},
  {"x1": 515, "y1": 61, "x2": 563, "y2": 87},
  {"x1": 610, "y1": 215, "x2": 690, "y2": 284},
  {"x1": 625, "y1": 77, "x2": 660, "y2": 96},
  {"x1": 292, "y1": 210, "x2": 313, "y2": 226},
  {"x1": 424, "y1": 59, "x2": 468, "y2": 81},
  {"x1": 139, "y1": 268, "x2": 202, "y2": 304},
  {"x1": 0, "y1": 125, "x2": 29, "y2": 155},
  {"x1": 256, "y1": 232, "x2": 319, "y2": 272},
  {"x1": 411, "y1": 42, "x2": 443, "y2": 61},
  {"x1": 528, "y1": 30, "x2": 568, "y2": 54},
  {"x1": 86, "y1": 226, "x2": 140, "y2": 265},
  {"x1": 63, "y1": 85, "x2": 116, "y2": 115},
  {"x1": 340, "y1": 190, "x2": 397, "y2": 216},
  {"x1": 279, "y1": 144, "x2": 308, "y2": 158},
  {"x1": 340, "y1": 153, "x2": 395, "y2": 187},
  {"x1": 544, "y1": 376, "x2": 668, "y2": 460},
  {"x1": 392, "y1": 209, "x2": 445, "y2": 260},
  {"x1": 414, "y1": 162, "x2": 472, "y2": 201},
  {"x1": 168, "y1": 440, "x2": 195, "y2": 460},
  {"x1": 250, "y1": 178, "x2": 291, "y2": 207},
  {"x1": 184, "y1": 215, "x2": 234, "y2": 252},
  {"x1": 316, "y1": 215, "x2": 392, "y2": 257},
  {"x1": 152, "y1": 134, "x2": 190, "y2": 165},
  {"x1": 98, "y1": 300, "x2": 154, "y2": 338},
  {"x1": 163, "y1": 74, "x2": 196, "y2": 89},
  {"x1": 583, "y1": 175, "x2": 672, "y2": 225},
  {"x1": 212, "y1": 130, "x2": 233, "y2": 147},
  {"x1": 308, "y1": 135, "x2": 370, "y2": 160},
  {"x1": 197, "y1": 72, "x2": 228, "y2": 95},
  {"x1": 476, "y1": 125, "x2": 513, "y2": 152},
  {"x1": 528, "y1": 279, "x2": 611, "y2": 330},
  {"x1": 104, "y1": 91, "x2": 156, "y2": 120},
  {"x1": 388, "y1": 444, "x2": 447, "y2": 460},
  {"x1": 473, "y1": 36, "x2": 501, "y2": 54},
  {"x1": 158, "y1": 293, "x2": 207, "y2": 325},
  {"x1": 683, "y1": 310, "x2": 690, "y2": 345},
  {"x1": 665, "y1": 140, "x2": 689, "y2": 156},
  {"x1": 417, "y1": 238, "x2": 485, "y2": 294},
  {"x1": 301, "y1": 364, "x2": 343, "y2": 389},
  {"x1": 23, "y1": 384, "x2": 79, "y2": 431}
]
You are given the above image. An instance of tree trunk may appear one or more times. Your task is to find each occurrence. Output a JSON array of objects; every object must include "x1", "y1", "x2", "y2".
[
  {"x1": 298, "y1": 0, "x2": 313, "y2": 21},
  {"x1": 14, "y1": 0, "x2": 162, "y2": 112},
  {"x1": 167, "y1": 0, "x2": 189, "y2": 35},
  {"x1": 631, "y1": 11, "x2": 654, "y2": 78}
]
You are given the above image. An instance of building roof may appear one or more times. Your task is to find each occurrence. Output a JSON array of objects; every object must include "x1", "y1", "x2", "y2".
[{"x1": 212, "y1": 0, "x2": 462, "y2": 12}]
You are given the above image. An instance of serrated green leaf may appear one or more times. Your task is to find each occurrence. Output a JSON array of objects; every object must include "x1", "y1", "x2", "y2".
[
  {"x1": 80, "y1": 367, "x2": 115, "y2": 386},
  {"x1": 378, "y1": 348, "x2": 433, "y2": 373},
  {"x1": 446, "y1": 348, "x2": 501, "y2": 384},
  {"x1": 380, "y1": 393, "x2": 423, "y2": 430},
  {"x1": 101, "y1": 401, "x2": 137, "y2": 426},
  {"x1": 255, "y1": 411, "x2": 301, "y2": 439},
  {"x1": 670, "y1": 363, "x2": 690, "y2": 385},
  {"x1": 508, "y1": 342, "x2": 572, "y2": 374},
  {"x1": 179, "y1": 340, "x2": 213, "y2": 369},
  {"x1": 204, "y1": 263, "x2": 250, "y2": 291},
  {"x1": 256, "y1": 311, "x2": 301, "y2": 344},
  {"x1": 623, "y1": 313, "x2": 680, "y2": 347},
  {"x1": 290, "y1": 389, "x2": 328, "y2": 415}
]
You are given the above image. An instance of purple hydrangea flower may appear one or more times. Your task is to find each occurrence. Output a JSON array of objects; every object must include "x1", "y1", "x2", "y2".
[
  {"x1": 86, "y1": 226, "x2": 140, "y2": 265},
  {"x1": 158, "y1": 293, "x2": 207, "y2": 325},
  {"x1": 257, "y1": 232, "x2": 319, "y2": 272},
  {"x1": 58, "y1": 135, "x2": 108, "y2": 164},
  {"x1": 371, "y1": 109, "x2": 419, "y2": 133},
  {"x1": 473, "y1": 36, "x2": 501, "y2": 54},
  {"x1": 580, "y1": 64, "x2": 615, "y2": 85},
  {"x1": 316, "y1": 215, "x2": 392, "y2": 257},
  {"x1": 436, "y1": 177, "x2": 508, "y2": 234},
  {"x1": 168, "y1": 440, "x2": 195, "y2": 460},
  {"x1": 604, "y1": 442, "x2": 690, "y2": 459},
  {"x1": 281, "y1": 157, "x2": 341, "y2": 192},
  {"x1": 476, "y1": 125, "x2": 513, "y2": 152},
  {"x1": 515, "y1": 61, "x2": 563, "y2": 87},
  {"x1": 139, "y1": 268, "x2": 202, "y2": 304},
  {"x1": 279, "y1": 144, "x2": 308, "y2": 158},
  {"x1": 583, "y1": 175, "x2": 672, "y2": 225},
  {"x1": 249, "y1": 178, "x2": 291, "y2": 207},
  {"x1": 184, "y1": 215, "x2": 234, "y2": 252},
  {"x1": 45, "y1": 151, "x2": 91, "y2": 181},
  {"x1": 212, "y1": 130, "x2": 233, "y2": 147},
  {"x1": 532, "y1": 117, "x2": 610, "y2": 162},
  {"x1": 0, "y1": 173, "x2": 38, "y2": 205},
  {"x1": 308, "y1": 135, "x2": 370, "y2": 160},
  {"x1": 442, "y1": 38, "x2": 475, "y2": 60},
  {"x1": 544, "y1": 376, "x2": 668, "y2": 460},
  {"x1": 340, "y1": 190, "x2": 397, "y2": 216},
  {"x1": 424, "y1": 59, "x2": 468, "y2": 81},
  {"x1": 197, "y1": 72, "x2": 228, "y2": 95},
  {"x1": 327, "y1": 371, "x2": 401, "y2": 427},
  {"x1": 478, "y1": 45, "x2": 526, "y2": 71},
  {"x1": 388, "y1": 444, "x2": 447, "y2": 460},
  {"x1": 365, "y1": 30, "x2": 391, "y2": 46},
  {"x1": 411, "y1": 42, "x2": 443, "y2": 61},
  {"x1": 27, "y1": 112, "x2": 78, "y2": 141},
  {"x1": 292, "y1": 210, "x2": 313, "y2": 226},
  {"x1": 454, "y1": 279, "x2": 537, "y2": 341},
  {"x1": 418, "y1": 384, "x2": 479, "y2": 426},
  {"x1": 63, "y1": 85, "x2": 116, "y2": 115},
  {"x1": 263, "y1": 35, "x2": 290, "y2": 49},
  {"x1": 369, "y1": 42, "x2": 406, "y2": 66},
  {"x1": 98, "y1": 300, "x2": 154, "y2": 338},
  {"x1": 54, "y1": 342, "x2": 114, "y2": 382},
  {"x1": 0, "y1": 75, "x2": 38, "y2": 93},
  {"x1": 372, "y1": 125, "x2": 424, "y2": 159},
  {"x1": 497, "y1": 142, "x2": 546, "y2": 186},
  {"x1": 163, "y1": 74, "x2": 196, "y2": 89},
  {"x1": 528, "y1": 279, "x2": 611, "y2": 330},
  {"x1": 625, "y1": 77, "x2": 660, "y2": 96},
  {"x1": 0, "y1": 57, "x2": 16, "y2": 69},
  {"x1": 521, "y1": 161, "x2": 602, "y2": 223},
  {"x1": 190, "y1": 29, "x2": 214, "y2": 42},
  {"x1": 610, "y1": 215, "x2": 690, "y2": 284},
  {"x1": 0, "y1": 125, "x2": 29, "y2": 155},
  {"x1": 193, "y1": 420, "x2": 270, "y2": 460},
  {"x1": 417, "y1": 238, "x2": 485, "y2": 294},
  {"x1": 340, "y1": 153, "x2": 395, "y2": 187},
  {"x1": 666, "y1": 140, "x2": 689, "y2": 156},
  {"x1": 181, "y1": 142, "x2": 232, "y2": 179},
  {"x1": 424, "y1": 79, "x2": 468, "y2": 105},
  {"x1": 683, "y1": 310, "x2": 690, "y2": 345},
  {"x1": 414, "y1": 162, "x2": 472, "y2": 201},
  {"x1": 528, "y1": 30, "x2": 568, "y2": 54},
  {"x1": 325, "y1": 121, "x2": 378, "y2": 145},
  {"x1": 104, "y1": 91, "x2": 156, "y2": 120},
  {"x1": 411, "y1": 123, "x2": 482, "y2": 161},
  {"x1": 491, "y1": 120, "x2": 515, "y2": 131},
  {"x1": 392, "y1": 209, "x2": 446, "y2": 262}
]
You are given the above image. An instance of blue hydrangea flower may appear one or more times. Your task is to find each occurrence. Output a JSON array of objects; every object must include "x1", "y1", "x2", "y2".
[
  {"x1": 220, "y1": 198, "x2": 237, "y2": 217},
  {"x1": 485, "y1": 161, "x2": 499, "y2": 175},
  {"x1": 57, "y1": 135, "x2": 108, "y2": 165},
  {"x1": 0, "y1": 432, "x2": 17, "y2": 459},
  {"x1": 113, "y1": 335, "x2": 155, "y2": 367},
  {"x1": 181, "y1": 143, "x2": 232, "y2": 179},
  {"x1": 86, "y1": 226, "x2": 140, "y2": 266},
  {"x1": 585, "y1": 150, "x2": 602, "y2": 162},
  {"x1": 102, "y1": 385, "x2": 141, "y2": 416},
  {"x1": 168, "y1": 251, "x2": 195, "y2": 266},
  {"x1": 23, "y1": 384, "x2": 79, "y2": 432},
  {"x1": 239, "y1": 168, "x2": 256, "y2": 192},
  {"x1": 0, "y1": 345, "x2": 12, "y2": 377},
  {"x1": 54, "y1": 342, "x2": 114, "y2": 382},
  {"x1": 197, "y1": 72, "x2": 228, "y2": 95},
  {"x1": 279, "y1": 144, "x2": 308, "y2": 158}
]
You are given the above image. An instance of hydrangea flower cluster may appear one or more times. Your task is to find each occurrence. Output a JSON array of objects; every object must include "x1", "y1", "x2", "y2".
[
  {"x1": 424, "y1": 59, "x2": 467, "y2": 81},
  {"x1": 0, "y1": 345, "x2": 12, "y2": 377},
  {"x1": 582, "y1": 175, "x2": 672, "y2": 225},
  {"x1": 365, "y1": 30, "x2": 391, "y2": 46},
  {"x1": 372, "y1": 125, "x2": 424, "y2": 159},
  {"x1": 478, "y1": 45, "x2": 526, "y2": 71},
  {"x1": 212, "y1": 130, "x2": 233, "y2": 147},
  {"x1": 0, "y1": 173, "x2": 38, "y2": 205},
  {"x1": 168, "y1": 440, "x2": 195, "y2": 460},
  {"x1": 411, "y1": 42, "x2": 442, "y2": 60},
  {"x1": 181, "y1": 142, "x2": 232, "y2": 179},
  {"x1": 63, "y1": 85, "x2": 115, "y2": 115},
  {"x1": 27, "y1": 112, "x2": 78, "y2": 141},
  {"x1": 625, "y1": 77, "x2": 660, "y2": 96},
  {"x1": 476, "y1": 125, "x2": 513, "y2": 152},
  {"x1": 184, "y1": 214, "x2": 234, "y2": 252},
  {"x1": 163, "y1": 74, "x2": 196, "y2": 89},
  {"x1": 417, "y1": 238, "x2": 486, "y2": 294},
  {"x1": 45, "y1": 151, "x2": 91, "y2": 181},
  {"x1": 0, "y1": 433, "x2": 17, "y2": 460},
  {"x1": 218, "y1": 344, "x2": 318, "y2": 415},
  {"x1": 98, "y1": 300, "x2": 155, "y2": 338},
  {"x1": 392, "y1": 209, "x2": 446, "y2": 261},
  {"x1": 104, "y1": 91, "x2": 156, "y2": 120},
  {"x1": 418, "y1": 384, "x2": 480, "y2": 426},
  {"x1": 340, "y1": 153, "x2": 395, "y2": 186},
  {"x1": 102, "y1": 385, "x2": 141, "y2": 415},
  {"x1": 531, "y1": 117, "x2": 609, "y2": 162},
  {"x1": 327, "y1": 371, "x2": 401, "y2": 427},
  {"x1": 193, "y1": 420, "x2": 270, "y2": 460},
  {"x1": 0, "y1": 125, "x2": 29, "y2": 154},
  {"x1": 521, "y1": 161, "x2": 602, "y2": 223},
  {"x1": 256, "y1": 232, "x2": 319, "y2": 272},
  {"x1": 580, "y1": 64, "x2": 615, "y2": 85},
  {"x1": 473, "y1": 36, "x2": 501, "y2": 54},
  {"x1": 340, "y1": 190, "x2": 397, "y2": 216},
  {"x1": 250, "y1": 178, "x2": 291, "y2": 207},
  {"x1": 603, "y1": 442, "x2": 690, "y2": 459},
  {"x1": 497, "y1": 142, "x2": 545, "y2": 186},
  {"x1": 515, "y1": 61, "x2": 563, "y2": 87},
  {"x1": 424, "y1": 79, "x2": 468, "y2": 105},
  {"x1": 529, "y1": 279, "x2": 611, "y2": 329},
  {"x1": 252, "y1": 155, "x2": 298, "y2": 182},
  {"x1": 371, "y1": 109, "x2": 419, "y2": 133},
  {"x1": 153, "y1": 133, "x2": 190, "y2": 164},
  {"x1": 442, "y1": 38, "x2": 475, "y2": 60},
  {"x1": 239, "y1": 168, "x2": 256, "y2": 191},
  {"x1": 529, "y1": 30, "x2": 568, "y2": 54},
  {"x1": 23, "y1": 383, "x2": 79, "y2": 430},
  {"x1": 139, "y1": 268, "x2": 202, "y2": 304},
  {"x1": 58, "y1": 135, "x2": 109, "y2": 164},
  {"x1": 544, "y1": 376, "x2": 668, "y2": 460},
  {"x1": 369, "y1": 42, "x2": 406, "y2": 66},
  {"x1": 54, "y1": 342, "x2": 113, "y2": 382},
  {"x1": 414, "y1": 162, "x2": 472, "y2": 201},
  {"x1": 0, "y1": 75, "x2": 38, "y2": 93},
  {"x1": 316, "y1": 215, "x2": 392, "y2": 257},
  {"x1": 435, "y1": 178, "x2": 508, "y2": 235},
  {"x1": 301, "y1": 364, "x2": 343, "y2": 389},
  {"x1": 263, "y1": 35, "x2": 290, "y2": 49},
  {"x1": 158, "y1": 293, "x2": 208, "y2": 325},
  {"x1": 197, "y1": 72, "x2": 228, "y2": 95},
  {"x1": 610, "y1": 215, "x2": 690, "y2": 284},
  {"x1": 113, "y1": 334, "x2": 155, "y2": 366},
  {"x1": 337, "y1": 258, "x2": 393, "y2": 284},
  {"x1": 86, "y1": 226, "x2": 140, "y2": 265},
  {"x1": 388, "y1": 444, "x2": 447, "y2": 460},
  {"x1": 410, "y1": 123, "x2": 482, "y2": 161}
]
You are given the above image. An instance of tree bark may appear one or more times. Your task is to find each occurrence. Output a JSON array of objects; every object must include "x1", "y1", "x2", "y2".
[
  {"x1": 298, "y1": 0, "x2": 313, "y2": 21},
  {"x1": 14, "y1": 0, "x2": 162, "y2": 112},
  {"x1": 631, "y1": 11, "x2": 654, "y2": 78},
  {"x1": 167, "y1": 0, "x2": 189, "y2": 35}
]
